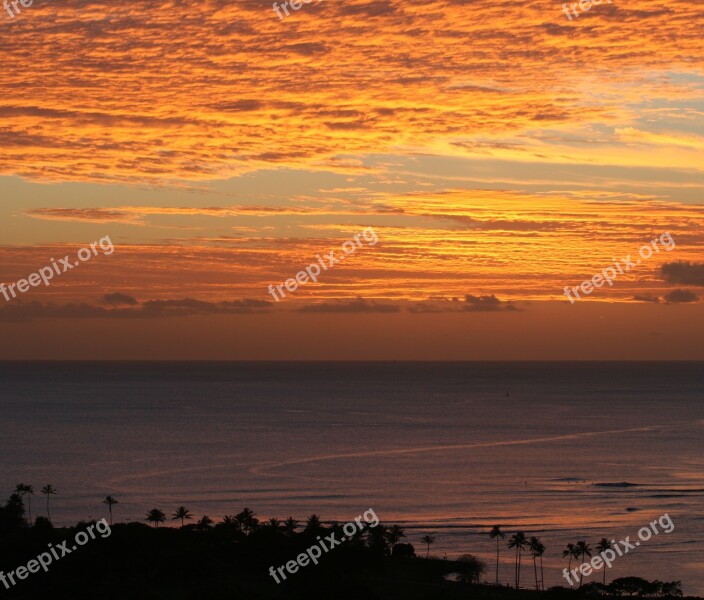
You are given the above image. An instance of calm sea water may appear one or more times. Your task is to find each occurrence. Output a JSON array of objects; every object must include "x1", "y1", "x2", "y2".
[{"x1": 0, "y1": 362, "x2": 702, "y2": 593}]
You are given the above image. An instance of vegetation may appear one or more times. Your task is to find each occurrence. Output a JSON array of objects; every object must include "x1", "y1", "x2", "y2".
[
  {"x1": 0, "y1": 487, "x2": 693, "y2": 600},
  {"x1": 564, "y1": 543, "x2": 580, "y2": 586},
  {"x1": 509, "y1": 531, "x2": 528, "y2": 589},
  {"x1": 102, "y1": 495, "x2": 118, "y2": 525},
  {"x1": 14, "y1": 484, "x2": 33, "y2": 523},
  {"x1": 490, "y1": 525, "x2": 506, "y2": 586},
  {"x1": 421, "y1": 534, "x2": 436, "y2": 558},
  {"x1": 40, "y1": 485, "x2": 57, "y2": 522},
  {"x1": 145, "y1": 508, "x2": 166, "y2": 528},
  {"x1": 576, "y1": 541, "x2": 593, "y2": 588},
  {"x1": 172, "y1": 506, "x2": 193, "y2": 527},
  {"x1": 596, "y1": 539, "x2": 615, "y2": 585},
  {"x1": 529, "y1": 536, "x2": 546, "y2": 591},
  {"x1": 548, "y1": 579, "x2": 685, "y2": 598}
]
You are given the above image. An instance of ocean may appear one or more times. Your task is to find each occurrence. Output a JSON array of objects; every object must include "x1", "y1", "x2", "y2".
[{"x1": 0, "y1": 362, "x2": 702, "y2": 593}]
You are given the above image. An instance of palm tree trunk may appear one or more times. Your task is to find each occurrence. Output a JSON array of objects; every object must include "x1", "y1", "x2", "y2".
[
  {"x1": 109, "y1": 505, "x2": 113, "y2": 525},
  {"x1": 579, "y1": 552, "x2": 584, "y2": 588},
  {"x1": 515, "y1": 547, "x2": 519, "y2": 588},
  {"x1": 540, "y1": 555, "x2": 545, "y2": 591},
  {"x1": 533, "y1": 556, "x2": 538, "y2": 590},
  {"x1": 46, "y1": 497, "x2": 51, "y2": 522},
  {"x1": 496, "y1": 539, "x2": 499, "y2": 586},
  {"x1": 27, "y1": 495, "x2": 32, "y2": 523},
  {"x1": 517, "y1": 549, "x2": 521, "y2": 589}
]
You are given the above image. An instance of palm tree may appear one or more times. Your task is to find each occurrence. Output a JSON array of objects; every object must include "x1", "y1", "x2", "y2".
[
  {"x1": 368, "y1": 524, "x2": 391, "y2": 555},
  {"x1": 267, "y1": 517, "x2": 282, "y2": 530},
  {"x1": 386, "y1": 524, "x2": 405, "y2": 548},
  {"x1": 40, "y1": 485, "x2": 57, "y2": 522},
  {"x1": 146, "y1": 508, "x2": 166, "y2": 528},
  {"x1": 220, "y1": 515, "x2": 241, "y2": 534},
  {"x1": 529, "y1": 537, "x2": 545, "y2": 591},
  {"x1": 596, "y1": 538, "x2": 613, "y2": 585},
  {"x1": 304, "y1": 514, "x2": 322, "y2": 533},
  {"x1": 489, "y1": 525, "x2": 505, "y2": 586},
  {"x1": 236, "y1": 508, "x2": 258, "y2": 534},
  {"x1": 6, "y1": 493, "x2": 24, "y2": 526},
  {"x1": 15, "y1": 484, "x2": 34, "y2": 523},
  {"x1": 539, "y1": 540, "x2": 546, "y2": 591},
  {"x1": 562, "y1": 543, "x2": 579, "y2": 587},
  {"x1": 575, "y1": 541, "x2": 592, "y2": 588},
  {"x1": 197, "y1": 515, "x2": 213, "y2": 530},
  {"x1": 507, "y1": 532, "x2": 528, "y2": 589},
  {"x1": 420, "y1": 534, "x2": 435, "y2": 558},
  {"x1": 283, "y1": 516, "x2": 298, "y2": 536},
  {"x1": 172, "y1": 506, "x2": 193, "y2": 527},
  {"x1": 103, "y1": 496, "x2": 118, "y2": 525}
]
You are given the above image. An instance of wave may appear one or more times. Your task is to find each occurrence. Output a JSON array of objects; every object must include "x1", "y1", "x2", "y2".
[{"x1": 250, "y1": 426, "x2": 662, "y2": 477}]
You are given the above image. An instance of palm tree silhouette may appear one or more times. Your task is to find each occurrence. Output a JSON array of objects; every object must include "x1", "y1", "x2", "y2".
[
  {"x1": 221, "y1": 515, "x2": 241, "y2": 535},
  {"x1": 304, "y1": 514, "x2": 322, "y2": 533},
  {"x1": 508, "y1": 532, "x2": 528, "y2": 589},
  {"x1": 368, "y1": 524, "x2": 390, "y2": 555},
  {"x1": 146, "y1": 508, "x2": 166, "y2": 528},
  {"x1": 40, "y1": 485, "x2": 57, "y2": 522},
  {"x1": 489, "y1": 525, "x2": 505, "y2": 586},
  {"x1": 420, "y1": 534, "x2": 435, "y2": 558},
  {"x1": 386, "y1": 524, "x2": 405, "y2": 548},
  {"x1": 529, "y1": 536, "x2": 545, "y2": 591},
  {"x1": 283, "y1": 517, "x2": 298, "y2": 536},
  {"x1": 103, "y1": 496, "x2": 118, "y2": 525},
  {"x1": 596, "y1": 538, "x2": 613, "y2": 585},
  {"x1": 172, "y1": 506, "x2": 193, "y2": 527},
  {"x1": 15, "y1": 484, "x2": 34, "y2": 524},
  {"x1": 562, "y1": 543, "x2": 579, "y2": 586},
  {"x1": 575, "y1": 541, "x2": 592, "y2": 588},
  {"x1": 539, "y1": 540, "x2": 546, "y2": 591},
  {"x1": 236, "y1": 508, "x2": 258, "y2": 534},
  {"x1": 267, "y1": 517, "x2": 282, "y2": 530},
  {"x1": 197, "y1": 515, "x2": 213, "y2": 530}
]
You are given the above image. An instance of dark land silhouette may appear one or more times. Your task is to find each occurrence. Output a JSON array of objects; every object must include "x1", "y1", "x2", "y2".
[{"x1": 0, "y1": 488, "x2": 693, "y2": 600}]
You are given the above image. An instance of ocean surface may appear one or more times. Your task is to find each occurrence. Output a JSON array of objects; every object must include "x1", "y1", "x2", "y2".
[{"x1": 0, "y1": 362, "x2": 702, "y2": 593}]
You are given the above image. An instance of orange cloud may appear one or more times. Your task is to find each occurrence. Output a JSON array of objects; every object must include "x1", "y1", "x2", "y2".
[
  {"x1": 2, "y1": 192, "x2": 702, "y2": 306},
  {"x1": 0, "y1": 0, "x2": 701, "y2": 183}
]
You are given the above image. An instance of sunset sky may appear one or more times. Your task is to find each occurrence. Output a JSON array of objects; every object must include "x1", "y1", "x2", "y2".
[{"x1": 0, "y1": 0, "x2": 702, "y2": 359}]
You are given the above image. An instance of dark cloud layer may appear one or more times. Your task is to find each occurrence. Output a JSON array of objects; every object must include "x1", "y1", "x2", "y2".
[
  {"x1": 409, "y1": 294, "x2": 518, "y2": 313},
  {"x1": 661, "y1": 262, "x2": 704, "y2": 286},
  {"x1": 663, "y1": 289, "x2": 699, "y2": 303},
  {"x1": 0, "y1": 297, "x2": 272, "y2": 322},
  {"x1": 103, "y1": 293, "x2": 138, "y2": 306}
]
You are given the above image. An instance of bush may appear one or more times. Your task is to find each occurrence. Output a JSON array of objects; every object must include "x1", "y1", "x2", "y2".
[{"x1": 456, "y1": 554, "x2": 485, "y2": 584}]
